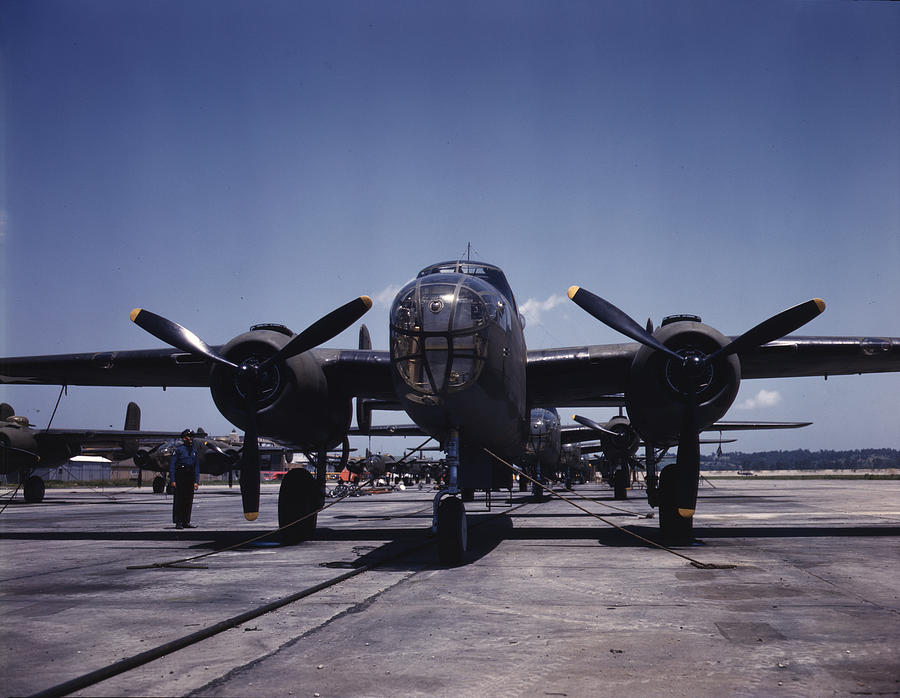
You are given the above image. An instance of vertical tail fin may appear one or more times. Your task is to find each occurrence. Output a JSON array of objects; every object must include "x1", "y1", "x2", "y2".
[
  {"x1": 125, "y1": 402, "x2": 141, "y2": 431},
  {"x1": 358, "y1": 323, "x2": 372, "y2": 350}
]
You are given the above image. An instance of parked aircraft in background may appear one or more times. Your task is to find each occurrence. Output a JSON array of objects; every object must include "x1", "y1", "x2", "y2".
[
  {"x1": 0, "y1": 402, "x2": 177, "y2": 502},
  {"x1": 567, "y1": 413, "x2": 811, "y2": 500},
  {"x1": 131, "y1": 429, "x2": 241, "y2": 493},
  {"x1": 2, "y1": 260, "x2": 898, "y2": 562}
]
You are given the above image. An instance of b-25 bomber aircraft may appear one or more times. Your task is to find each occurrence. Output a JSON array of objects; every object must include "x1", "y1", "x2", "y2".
[
  {"x1": 564, "y1": 412, "x2": 811, "y2": 500},
  {"x1": 131, "y1": 428, "x2": 243, "y2": 494},
  {"x1": 0, "y1": 401, "x2": 180, "y2": 503},
  {"x1": 1, "y1": 260, "x2": 899, "y2": 562}
]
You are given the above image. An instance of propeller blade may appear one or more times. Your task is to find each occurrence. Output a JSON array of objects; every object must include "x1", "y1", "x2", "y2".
[
  {"x1": 675, "y1": 395, "x2": 701, "y2": 518},
  {"x1": 130, "y1": 309, "x2": 237, "y2": 370},
  {"x1": 262, "y1": 296, "x2": 373, "y2": 368},
  {"x1": 572, "y1": 414, "x2": 619, "y2": 438},
  {"x1": 711, "y1": 298, "x2": 825, "y2": 360},
  {"x1": 568, "y1": 286, "x2": 682, "y2": 361},
  {"x1": 239, "y1": 387, "x2": 261, "y2": 521}
]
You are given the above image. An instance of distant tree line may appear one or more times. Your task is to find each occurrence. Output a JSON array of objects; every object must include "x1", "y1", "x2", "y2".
[{"x1": 701, "y1": 448, "x2": 900, "y2": 470}]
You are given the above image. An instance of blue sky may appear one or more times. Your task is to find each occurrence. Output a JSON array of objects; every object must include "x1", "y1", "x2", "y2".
[{"x1": 1, "y1": 1, "x2": 898, "y2": 455}]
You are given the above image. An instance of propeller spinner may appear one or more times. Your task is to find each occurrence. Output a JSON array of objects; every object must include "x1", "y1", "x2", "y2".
[{"x1": 131, "y1": 296, "x2": 372, "y2": 520}]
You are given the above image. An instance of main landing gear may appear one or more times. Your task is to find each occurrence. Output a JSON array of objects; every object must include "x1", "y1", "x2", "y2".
[
  {"x1": 152, "y1": 475, "x2": 166, "y2": 494},
  {"x1": 657, "y1": 464, "x2": 694, "y2": 545},
  {"x1": 23, "y1": 475, "x2": 45, "y2": 503},
  {"x1": 278, "y1": 467, "x2": 322, "y2": 545}
]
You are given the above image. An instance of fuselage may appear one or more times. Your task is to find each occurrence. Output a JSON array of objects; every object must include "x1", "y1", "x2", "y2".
[
  {"x1": 389, "y1": 261, "x2": 528, "y2": 466},
  {"x1": 523, "y1": 407, "x2": 562, "y2": 468}
]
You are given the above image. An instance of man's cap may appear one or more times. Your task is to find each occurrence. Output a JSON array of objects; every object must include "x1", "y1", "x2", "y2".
[{"x1": 181, "y1": 429, "x2": 194, "y2": 438}]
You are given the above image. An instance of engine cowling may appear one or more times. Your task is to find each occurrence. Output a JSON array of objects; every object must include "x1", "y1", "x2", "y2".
[
  {"x1": 603, "y1": 415, "x2": 641, "y2": 460},
  {"x1": 626, "y1": 319, "x2": 741, "y2": 445},
  {"x1": 208, "y1": 327, "x2": 350, "y2": 449}
]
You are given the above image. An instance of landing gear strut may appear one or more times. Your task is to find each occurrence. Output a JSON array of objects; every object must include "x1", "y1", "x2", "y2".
[
  {"x1": 433, "y1": 429, "x2": 467, "y2": 565},
  {"x1": 613, "y1": 465, "x2": 629, "y2": 500},
  {"x1": 531, "y1": 462, "x2": 545, "y2": 502}
]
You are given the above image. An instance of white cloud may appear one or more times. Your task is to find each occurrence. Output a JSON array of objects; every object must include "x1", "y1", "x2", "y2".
[
  {"x1": 373, "y1": 284, "x2": 403, "y2": 308},
  {"x1": 520, "y1": 294, "x2": 567, "y2": 326},
  {"x1": 736, "y1": 389, "x2": 782, "y2": 410}
]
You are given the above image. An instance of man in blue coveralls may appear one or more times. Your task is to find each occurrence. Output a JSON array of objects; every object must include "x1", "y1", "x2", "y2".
[{"x1": 170, "y1": 429, "x2": 200, "y2": 529}]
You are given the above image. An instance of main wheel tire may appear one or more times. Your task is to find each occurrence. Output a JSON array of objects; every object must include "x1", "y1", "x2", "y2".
[
  {"x1": 23, "y1": 475, "x2": 45, "y2": 503},
  {"x1": 658, "y1": 466, "x2": 694, "y2": 544},
  {"x1": 613, "y1": 466, "x2": 629, "y2": 500},
  {"x1": 437, "y1": 497, "x2": 467, "y2": 565},
  {"x1": 152, "y1": 475, "x2": 165, "y2": 494},
  {"x1": 279, "y1": 468, "x2": 320, "y2": 545}
]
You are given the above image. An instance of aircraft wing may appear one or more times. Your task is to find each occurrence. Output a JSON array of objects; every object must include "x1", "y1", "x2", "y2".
[
  {"x1": 526, "y1": 336, "x2": 900, "y2": 406},
  {"x1": 34, "y1": 428, "x2": 183, "y2": 458},
  {"x1": 348, "y1": 424, "x2": 429, "y2": 437},
  {"x1": 706, "y1": 421, "x2": 812, "y2": 431},
  {"x1": 0, "y1": 347, "x2": 397, "y2": 397},
  {"x1": 2, "y1": 337, "x2": 898, "y2": 402},
  {"x1": 0, "y1": 348, "x2": 212, "y2": 387},
  {"x1": 578, "y1": 439, "x2": 739, "y2": 455}
]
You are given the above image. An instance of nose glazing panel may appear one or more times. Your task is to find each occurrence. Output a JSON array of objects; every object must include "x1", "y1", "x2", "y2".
[{"x1": 390, "y1": 276, "x2": 494, "y2": 395}]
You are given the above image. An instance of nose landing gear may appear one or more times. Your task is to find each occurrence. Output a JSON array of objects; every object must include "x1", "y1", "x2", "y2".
[{"x1": 433, "y1": 429, "x2": 468, "y2": 565}]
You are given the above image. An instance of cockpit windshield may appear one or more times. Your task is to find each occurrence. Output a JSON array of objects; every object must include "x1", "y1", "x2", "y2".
[{"x1": 416, "y1": 261, "x2": 517, "y2": 313}]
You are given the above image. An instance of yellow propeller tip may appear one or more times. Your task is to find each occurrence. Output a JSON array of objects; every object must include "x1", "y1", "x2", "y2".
[
  {"x1": 244, "y1": 512, "x2": 259, "y2": 521},
  {"x1": 567, "y1": 285, "x2": 580, "y2": 300},
  {"x1": 814, "y1": 298, "x2": 826, "y2": 313},
  {"x1": 129, "y1": 308, "x2": 143, "y2": 322},
  {"x1": 677, "y1": 508, "x2": 695, "y2": 519},
  {"x1": 361, "y1": 295, "x2": 373, "y2": 309}
]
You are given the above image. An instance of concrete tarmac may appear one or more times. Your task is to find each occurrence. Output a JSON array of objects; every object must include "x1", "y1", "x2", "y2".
[{"x1": 1, "y1": 478, "x2": 898, "y2": 697}]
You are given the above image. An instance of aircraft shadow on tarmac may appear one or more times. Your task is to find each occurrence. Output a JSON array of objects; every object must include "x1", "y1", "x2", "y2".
[{"x1": 2, "y1": 516, "x2": 897, "y2": 573}]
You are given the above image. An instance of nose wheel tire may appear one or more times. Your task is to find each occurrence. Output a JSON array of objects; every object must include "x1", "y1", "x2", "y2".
[
  {"x1": 437, "y1": 497, "x2": 467, "y2": 565},
  {"x1": 278, "y1": 468, "x2": 321, "y2": 545}
]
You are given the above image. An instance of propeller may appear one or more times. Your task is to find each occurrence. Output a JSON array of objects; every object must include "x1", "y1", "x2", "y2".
[
  {"x1": 568, "y1": 286, "x2": 825, "y2": 517},
  {"x1": 131, "y1": 296, "x2": 372, "y2": 520},
  {"x1": 571, "y1": 414, "x2": 619, "y2": 439}
]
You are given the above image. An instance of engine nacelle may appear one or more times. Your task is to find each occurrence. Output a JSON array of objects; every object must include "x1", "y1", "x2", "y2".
[
  {"x1": 626, "y1": 319, "x2": 740, "y2": 445},
  {"x1": 604, "y1": 415, "x2": 641, "y2": 460},
  {"x1": 208, "y1": 327, "x2": 351, "y2": 449}
]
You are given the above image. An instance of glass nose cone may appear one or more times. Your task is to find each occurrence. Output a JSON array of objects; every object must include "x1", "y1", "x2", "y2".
[{"x1": 390, "y1": 276, "x2": 494, "y2": 394}]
